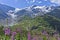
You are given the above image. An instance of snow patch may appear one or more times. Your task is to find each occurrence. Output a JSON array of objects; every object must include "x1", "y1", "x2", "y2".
[{"x1": 14, "y1": 8, "x2": 21, "y2": 13}]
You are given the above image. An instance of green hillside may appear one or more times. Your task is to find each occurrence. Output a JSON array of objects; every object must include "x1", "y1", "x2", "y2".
[{"x1": 0, "y1": 15, "x2": 60, "y2": 40}]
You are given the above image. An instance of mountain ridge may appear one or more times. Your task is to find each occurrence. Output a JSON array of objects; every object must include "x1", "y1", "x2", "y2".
[{"x1": 0, "y1": 4, "x2": 60, "y2": 26}]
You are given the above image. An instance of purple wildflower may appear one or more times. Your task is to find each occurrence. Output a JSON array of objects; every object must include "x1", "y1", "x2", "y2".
[
  {"x1": 4, "y1": 27, "x2": 10, "y2": 35},
  {"x1": 11, "y1": 31, "x2": 17, "y2": 36},
  {"x1": 11, "y1": 31, "x2": 17, "y2": 40},
  {"x1": 32, "y1": 37, "x2": 36, "y2": 40},
  {"x1": 11, "y1": 35, "x2": 15, "y2": 40},
  {"x1": 42, "y1": 30, "x2": 49, "y2": 40},
  {"x1": 27, "y1": 32, "x2": 31, "y2": 40}
]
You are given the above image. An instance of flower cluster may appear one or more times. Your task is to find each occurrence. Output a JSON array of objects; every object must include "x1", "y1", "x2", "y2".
[
  {"x1": 3, "y1": 27, "x2": 60, "y2": 40},
  {"x1": 4, "y1": 27, "x2": 10, "y2": 35}
]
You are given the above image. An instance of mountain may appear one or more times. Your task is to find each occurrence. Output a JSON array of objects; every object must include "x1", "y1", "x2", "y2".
[
  {"x1": 0, "y1": 4, "x2": 60, "y2": 40},
  {"x1": 15, "y1": 5, "x2": 54, "y2": 18},
  {"x1": 0, "y1": 4, "x2": 59, "y2": 19},
  {"x1": 0, "y1": 4, "x2": 15, "y2": 19},
  {"x1": 13, "y1": 5, "x2": 60, "y2": 32},
  {"x1": 0, "y1": 5, "x2": 60, "y2": 40},
  {"x1": 0, "y1": 4, "x2": 15, "y2": 26},
  {"x1": 0, "y1": 5, "x2": 51, "y2": 20},
  {"x1": 47, "y1": 6, "x2": 60, "y2": 19},
  {"x1": 0, "y1": 4, "x2": 60, "y2": 26}
]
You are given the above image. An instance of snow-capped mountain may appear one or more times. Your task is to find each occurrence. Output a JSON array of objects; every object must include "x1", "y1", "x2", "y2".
[
  {"x1": 0, "y1": 4, "x2": 59, "y2": 26},
  {"x1": 47, "y1": 6, "x2": 60, "y2": 19},
  {"x1": 0, "y1": 4, "x2": 15, "y2": 26},
  {"x1": 0, "y1": 4, "x2": 15, "y2": 19},
  {"x1": 14, "y1": 5, "x2": 55, "y2": 18}
]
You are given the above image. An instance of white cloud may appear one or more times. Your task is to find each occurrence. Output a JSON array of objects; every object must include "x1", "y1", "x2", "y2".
[
  {"x1": 26, "y1": 0, "x2": 36, "y2": 3},
  {"x1": 26, "y1": 0, "x2": 28, "y2": 1},
  {"x1": 50, "y1": 0, "x2": 60, "y2": 5},
  {"x1": 38, "y1": 1, "x2": 42, "y2": 3},
  {"x1": 26, "y1": 0, "x2": 30, "y2": 3},
  {"x1": 32, "y1": 0, "x2": 35, "y2": 2},
  {"x1": 7, "y1": 10, "x2": 17, "y2": 19},
  {"x1": 1, "y1": 3, "x2": 5, "y2": 4},
  {"x1": 30, "y1": 0, "x2": 36, "y2": 3},
  {"x1": 36, "y1": 1, "x2": 42, "y2": 4},
  {"x1": 27, "y1": 1, "x2": 30, "y2": 3},
  {"x1": 10, "y1": 13, "x2": 17, "y2": 18},
  {"x1": 44, "y1": 0, "x2": 48, "y2": 1}
]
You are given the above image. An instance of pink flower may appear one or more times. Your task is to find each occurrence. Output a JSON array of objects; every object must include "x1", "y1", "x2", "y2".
[
  {"x1": 11, "y1": 31, "x2": 17, "y2": 40},
  {"x1": 27, "y1": 32, "x2": 31, "y2": 40},
  {"x1": 4, "y1": 28, "x2": 10, "y2": 35},
  {"x1": 11, "y1": 35, "x2": 15, "y2": 40},
  {"x1": 11, "y1": 31, "x2": 17, "y2": 36}
]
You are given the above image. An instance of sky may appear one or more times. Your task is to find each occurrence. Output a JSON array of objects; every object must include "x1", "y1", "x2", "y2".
[{"x1": 0, "y1": 0, "x2": 60, "y2": 8}]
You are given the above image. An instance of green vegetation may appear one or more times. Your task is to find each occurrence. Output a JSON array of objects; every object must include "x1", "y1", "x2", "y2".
[{"x1": 0, "y1": 15, "x2": 60, "y2": 40}]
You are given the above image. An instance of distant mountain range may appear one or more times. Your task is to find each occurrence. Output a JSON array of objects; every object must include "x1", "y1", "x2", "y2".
[
  {"x1": 0, "y1": 4, "x2": 15, "y2": 19},
  {"x1": 47, "y1": 6, "x2": 60, "y2": 19},
  {"x1": 0, "y1": 4, "x2": 15, "y2": 26},
  {"x1": 0, "y1": 4, "x2": 60, "y2": 26}
]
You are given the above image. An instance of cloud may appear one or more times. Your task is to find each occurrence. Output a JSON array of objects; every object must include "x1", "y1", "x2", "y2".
[
  {"x1": 50, "y1": 0, "x2": 60, "y2": 5},
  {"x1": 28, "y1": 0, "x2": 35, "y2": 3},
  {"x1": 1, "y1": 3, "x2": 5, "y2": 4},
  {"x1": 26, "y1": 0, "x2": 30, "y2": 3},
  {"x1": 27, "y1": 1, "x2": 30, "y2": 3},
  {"x1": 38, "y1": 1, "x2": 42, "y2": 3},
  {"x1": 7, "y1": 8, "x2": 21, "y2": 19},
  {"x1": 36, "y1": 1, "x2": 42, "y2": 4},
  {"x1": 26, "y1": 0, "x2": 36, "y2": 4},
  {"x1": 26, "y1": 0, "x2": 28, "y2": 1},
  {"x1": 32, "y1": 0, "x2": 35, "y2": 2},
  {"x1": 7, "y1": 10, "x2": 16, "y2": 19},
  {"x1": 44, "y1": 0, "x2": 48, "y2": 1}
]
